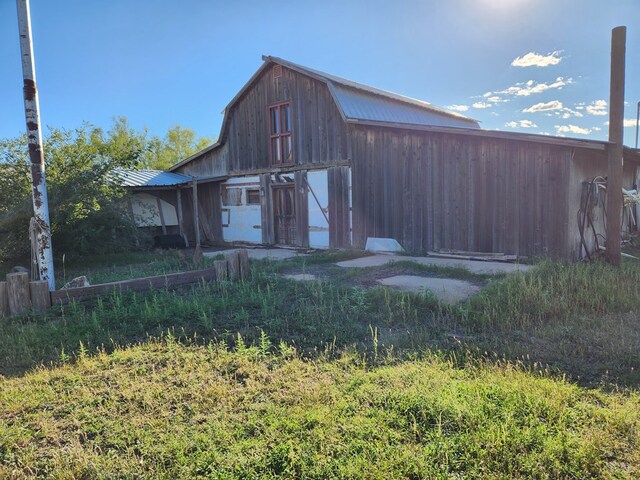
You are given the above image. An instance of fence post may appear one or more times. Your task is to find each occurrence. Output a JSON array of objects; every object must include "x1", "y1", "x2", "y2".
[
  {"x1": 7, "y1": 272, "x2": 31, "y2": 316},
  {"x1": 238, "y1": 249, "x2": 250, "y2": 280},
  {"x1": 0, "y1": 281, "x2": 8, "y2": 317},
  {"x1": 225, "y1": 251, "x2": 240, "y2": 281},
  {"x1": 214, "y1": 260, "x2": 228, "y2": 281},
  {"x1": 30, "y1": 280, "x2": 51, "y2": 312}
]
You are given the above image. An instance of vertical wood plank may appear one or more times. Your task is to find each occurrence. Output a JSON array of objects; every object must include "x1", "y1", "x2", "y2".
[
  {"x1": 29, "y1": 280, "x2": 50, "y2": 312},
  {"x1": 0, "y1": 281, "x2": 8, "y2": 317},
  {"x1": 7, "y1": 272, "x2": 30, "y2": 316},
  {"x1": 214, "y1": 260, "x2": 228, "y2": 281}
]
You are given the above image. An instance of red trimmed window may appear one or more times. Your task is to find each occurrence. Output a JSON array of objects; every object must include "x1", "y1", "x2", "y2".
[{"x1": 268, "y1": 102, "x2": 293, "y2": 166}]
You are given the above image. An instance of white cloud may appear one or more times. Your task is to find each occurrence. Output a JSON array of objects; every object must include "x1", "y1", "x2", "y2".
[
  {"x1": 498, "y1": 77, "x2": 572, "y2": 97},
  {"x1": 523, "y1": 100, "x2": 564, "y2": 113},
  {"x1": 505, "y1": 120, "x2": 538, "y2": 129},
  {"x1": 560, "y1": 108, "x2": 583, "y2": 119},
  {"x1": 555, "y1": 124, "x2": 592, "y2": 135},
  {"x1": 447, "y1": 104, "x2": 470, "y2": 112},
  {"x1": 603, "y1": 119, "x2": 639, "y2": 127},
  {"x1": 586, "y1": 99, "x2": 608, "y2": 116},
  {"x1": 511, "y1": 51, "x2": 563, "y2": 68},
  {"x1": 472, "y1": 101, "x2": 492, "y2": 109}
]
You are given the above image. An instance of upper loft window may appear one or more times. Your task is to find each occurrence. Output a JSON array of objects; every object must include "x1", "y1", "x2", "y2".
[{"x1": 268, "y1": 102, "x2": 293, "y2": 166}]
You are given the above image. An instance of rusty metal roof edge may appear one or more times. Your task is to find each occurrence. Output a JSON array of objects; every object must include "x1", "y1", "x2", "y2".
[{"x1": 347, "y1": 119, "x2": 610, "y2": 151}]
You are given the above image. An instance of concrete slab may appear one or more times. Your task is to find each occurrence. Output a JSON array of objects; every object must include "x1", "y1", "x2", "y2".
[
  {"x1": 336, "y1": 254, "x2": 531, "y2": 274},
  {"x1": 204, "y1": 248, "x2": 307, "y2": 261},
  {"x1": 378, "y1": 275, "x2": 481, "y2": 304},
  {"x1": 283, "y1": 273, "x2": 317, "y2": 281}
]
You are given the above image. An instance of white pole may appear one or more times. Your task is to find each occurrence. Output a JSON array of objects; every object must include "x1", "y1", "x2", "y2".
[{"x1": 16, "y1": 0, "x2": 55, "y2": 290}]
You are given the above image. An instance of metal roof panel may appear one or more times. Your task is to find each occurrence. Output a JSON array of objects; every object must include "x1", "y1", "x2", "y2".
[
  {"x1": 114, "y1": 169, "x2": 192, "y2": 187},
  {"x1": 332, "y1": 84, "x2": 479, "y2": 129}
]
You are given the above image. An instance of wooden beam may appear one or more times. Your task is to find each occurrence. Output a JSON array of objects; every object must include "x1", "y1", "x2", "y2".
[
  {"x1": 156, "y1": 196, "x2": 167, "y2": 235},
  {"x1": 229, "y1": 160, "x2": 351, "y2": 178},
  {"x1": 51, "y1": 267, "x2": 219, "y2": 305},
  {"x1": 176, "y1": 188, "x2": 188, "y2": 248},
  {"x1": 192, "y1": 177, "x2": 201, "y2": 247},
  {"x1": 606, "y1": 26, "x2": 626, "y2": 266}
]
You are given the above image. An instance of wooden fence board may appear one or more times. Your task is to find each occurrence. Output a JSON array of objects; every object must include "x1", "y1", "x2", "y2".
[{"x1": 51, "y1": 267, "x2": 218, "y2": 305}]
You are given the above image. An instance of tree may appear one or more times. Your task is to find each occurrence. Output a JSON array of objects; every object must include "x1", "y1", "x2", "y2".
[
  {"x1": 0, "y1": 118, "x2": 145, "y2": 264},
  {"x1": 141, "y1": 126, "x2": 213, "y2": 170},
  {"x1": 0, "y1": 118, "x2": 212, "y2": 266}
]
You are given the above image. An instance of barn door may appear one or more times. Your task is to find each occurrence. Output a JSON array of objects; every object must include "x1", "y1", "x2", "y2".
[{"x1": 273, "y1": 184, "x2": 297, "y2": 245}]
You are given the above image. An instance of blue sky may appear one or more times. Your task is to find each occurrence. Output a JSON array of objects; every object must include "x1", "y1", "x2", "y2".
[{"x1": 1, "y1": 0, "x2": 639, "y2": 146}]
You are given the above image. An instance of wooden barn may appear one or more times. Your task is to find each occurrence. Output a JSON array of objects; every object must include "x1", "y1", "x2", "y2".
[{"x1": 164, "y1": 56, "x2": 640, "y2": 260}]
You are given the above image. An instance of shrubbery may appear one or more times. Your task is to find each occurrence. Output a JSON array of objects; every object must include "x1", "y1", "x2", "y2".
[{"x1": 0, "y1": 118, "x2": 211, "y2": 266}]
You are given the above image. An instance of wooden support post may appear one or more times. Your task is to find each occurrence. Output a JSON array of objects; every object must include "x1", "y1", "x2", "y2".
[
  {"x1": 225, "y1": 251, "x2": 240, "y2": 281},
  {"x1": 177, "y1": 188, "x2": 189, "y2": 247},
  {"x1": 156, "y1": 196, "x2": 167, "y2": 235},
  {"x1": 192, "y1": 177, "x2": 201, "y2": 247},
  {"x1": 7, "y1": 272, "x2": 31, "y2": 316},
  {"x1": 0, "y1": 281, "x2": 8, "y2": 317},
  {"x1": 214, "y1": 260, "x2": 228, "y2": 281},
  {"x1": 606, "y1": 26, "x2": 626, "y2": 266},
  {"x1": 29, "y1": 280, "x2": 51, "y2": 312},
  {"x1": 237, "y1": 249, "x2": 250, "y2": 280}
]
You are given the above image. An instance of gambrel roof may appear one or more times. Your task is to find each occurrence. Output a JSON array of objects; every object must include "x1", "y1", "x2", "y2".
[
  {"x1": 260, "y1": 56, "x2": 480, "y2": 129},
  {"x1": 169, "y1": 56, "x2": 479, "y2": 171},
  {"x1": 169, "y1": 56, "x2": 614, "y2": 172}
]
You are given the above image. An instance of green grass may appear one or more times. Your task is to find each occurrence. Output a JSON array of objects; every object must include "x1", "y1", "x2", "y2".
[
  {"x1": 57, "y1": 249, "x2": 216, "y2": 287},
  {"x1": 0, "y1": 265, "x2": 439, "y2": 376},
  {"x1": 463, "y1": 259, "x2": 640, "y2": 329},
  {"x1": 1, "y1": 339, "x2": 639, "y2": 479},
  {"x1": 1, "y1": 250, "x2": 640, "y2": 477}
]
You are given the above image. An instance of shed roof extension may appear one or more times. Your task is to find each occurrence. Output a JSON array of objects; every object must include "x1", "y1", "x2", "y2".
[{"x1": 114, "y1": 169, "x2": 192, "y2": 188}]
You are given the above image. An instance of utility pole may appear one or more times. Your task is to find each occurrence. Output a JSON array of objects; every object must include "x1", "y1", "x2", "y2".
[
  {"x1": 16, "y1": 0, "x2": 55, "y2": 290},
  {"x1": 606, "y1": 26, "x2": 626, "y2": 266}
]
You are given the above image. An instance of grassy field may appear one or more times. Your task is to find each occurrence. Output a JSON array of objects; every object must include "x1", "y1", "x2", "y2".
[{"x1": 1, "y1": 249, "x2": 639, "y2": 478}]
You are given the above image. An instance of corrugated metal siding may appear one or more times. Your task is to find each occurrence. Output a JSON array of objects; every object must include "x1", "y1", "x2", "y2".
[
  {"x1": 332, "y1": 84, "x2": 479, "y2": 129},
  {"x1": 116, "y1": 169, "x2": 192, "y2": 187}
]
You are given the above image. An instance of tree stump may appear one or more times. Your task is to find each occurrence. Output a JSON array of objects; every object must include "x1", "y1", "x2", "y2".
[
  {"x1": 30, "y1": 280, "x2": 51, "y2": 312},
  {"x1": 0, "y1": 281, "x2": 8, "y2": 317},
  {"x1": 7, "y1": 272, "x2": 31, "y2": 316},
  {"x1": 225, "y1": 251, "x2": 240, "y2": 281},
  {"x1": 214, "y1": 260, "x2": 228, "y2": 282},
  {"x1": 237, "y1": 249, "x2": 250, "y2": 280}
]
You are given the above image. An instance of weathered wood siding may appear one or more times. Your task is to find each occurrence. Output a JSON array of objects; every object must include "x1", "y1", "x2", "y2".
[
  {"x1": 328, "y1": 166, "x2": 351, "y2": 248},
  {"x1": 177, "y1": 183, "x2": 222, "y2": 245},
  {"x1": 350, "y1": 126, "x2": 575, "y2": 258},
  {"x1": 177, "y1": 143, "x2": 229, "y2": 178},
  {"x1": 225, "y1": 65, "x2": 349, "y2": 173}
]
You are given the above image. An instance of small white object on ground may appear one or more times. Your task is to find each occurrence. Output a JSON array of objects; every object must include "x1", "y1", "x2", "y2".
[
  {"x1": 365, "y1": 237, "x2": 405, "y2": 253},
  {"x1": 283, "y1": 273, "x2": 317, "y2": 281},
  {"x1": 61, "y1": 276, "x2": 90, "y2": 289}
]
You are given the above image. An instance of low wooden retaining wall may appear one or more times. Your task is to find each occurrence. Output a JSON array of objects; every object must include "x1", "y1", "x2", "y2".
[{"x1": 0, "y1": 249, "x2": 249, "y2": 317}]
